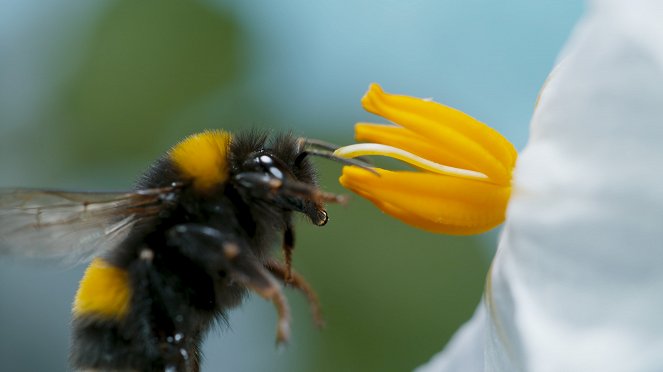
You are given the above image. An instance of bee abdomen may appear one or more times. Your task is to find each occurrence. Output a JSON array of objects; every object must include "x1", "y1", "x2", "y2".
[{"x1": 73, "y1": 258, "x2": 131, "y2": 319}]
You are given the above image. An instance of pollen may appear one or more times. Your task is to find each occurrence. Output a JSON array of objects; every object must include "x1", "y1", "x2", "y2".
[
  {"x1": 334, "y1": 84, "x2": 517, "y2": 235},
  {"x1": 73, "y1": 258, "x2": 131, "y2": 319},
  {"x1": 169, "y1": 130, "x2": 232, "y2": 191}
]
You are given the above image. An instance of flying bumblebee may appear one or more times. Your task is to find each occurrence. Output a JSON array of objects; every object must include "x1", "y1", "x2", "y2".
[{"x1": 0, "y1": 130, "x2": 369, "y2": 372}]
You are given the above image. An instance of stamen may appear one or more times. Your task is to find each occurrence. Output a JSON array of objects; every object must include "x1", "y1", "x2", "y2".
[
  {"x1": 361, "y1": 84, "x2": 515, "y2": 185},
  {"x1": 334, "y1": 143, "x2": 488, "y2": 181},
  {"x1": 354, "y1": 123, "x2": 478, "y2": 172},
  {"x1": 334, "y1": 84, "x2": 517, "y2": 234},
  {"x1": 340, "y1": 167, "x2": 510, "y2": 235}
]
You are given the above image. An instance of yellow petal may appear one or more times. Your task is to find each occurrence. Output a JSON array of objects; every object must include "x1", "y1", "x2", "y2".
[
  {"x1": 339, "y1": 166, "x2": 510, "y2": 234},
  {"x1": 362, "y1": 84, "x2": 516, "y2": 185}
]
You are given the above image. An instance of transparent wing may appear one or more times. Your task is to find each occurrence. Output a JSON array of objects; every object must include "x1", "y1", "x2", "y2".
[{"x1": 0, "y1": 186, "x2": 178, "y2": 265}]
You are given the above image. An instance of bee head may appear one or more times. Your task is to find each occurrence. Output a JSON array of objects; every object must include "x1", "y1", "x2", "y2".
[
  {"x1": 230, "y1": 131, "x2": 332, "y2": 226},
  {"x1": 161, "y1": 130, "x2": 364, "y2": 225}
]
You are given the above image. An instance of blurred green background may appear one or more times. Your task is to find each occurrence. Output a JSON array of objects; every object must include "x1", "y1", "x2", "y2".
[{"x1": 0, "y1": 1, "x2": 582, "y2": 371}]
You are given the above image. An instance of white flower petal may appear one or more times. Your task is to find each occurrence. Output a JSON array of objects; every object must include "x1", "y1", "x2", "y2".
[
  {"x1": 415, "y1": 303, "x2": 486, "y2": 372},
  {"x1": 492, "y1": 0, "x2": 663, "y2": 370},
  {"x1": 420, "y1": 0, "x2": 663, "y2": 371}
]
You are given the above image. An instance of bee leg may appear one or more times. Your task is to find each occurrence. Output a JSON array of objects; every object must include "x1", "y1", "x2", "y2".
[
  {"x1": 167, "y1": 223, "x2": 291, "y2": 344},
  {"x1": 265, "y1": 260, "x2": 325, "y2": 328},
  {"x1": 282, "y1": 221, "x2": 294, "y2": 282},
  {"x1": 231, "y1": 259, "x2": 290, "y2": 345}
]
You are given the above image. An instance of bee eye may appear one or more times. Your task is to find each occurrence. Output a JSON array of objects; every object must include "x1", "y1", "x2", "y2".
[
  {"x1": 253, "y1": 154, "x2": 284, "y2": 180},
  {"x1": 258, "y1": 155, "x2": 273, "y2": 166}
]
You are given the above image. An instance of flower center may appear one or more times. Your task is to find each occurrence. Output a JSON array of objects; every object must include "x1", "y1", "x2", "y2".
[{"x1": 334, "y1": 84, "x2": 517, "y2": 235}]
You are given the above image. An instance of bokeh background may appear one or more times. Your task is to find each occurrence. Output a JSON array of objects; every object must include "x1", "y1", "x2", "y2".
[{"x1": 0, "y1": 1, "x2": 582, "y2": 371}]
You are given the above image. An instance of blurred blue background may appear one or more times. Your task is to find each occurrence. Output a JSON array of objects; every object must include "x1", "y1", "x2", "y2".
[{"x1": 0, "y1": 1, "x2": 582, "y2": 371}]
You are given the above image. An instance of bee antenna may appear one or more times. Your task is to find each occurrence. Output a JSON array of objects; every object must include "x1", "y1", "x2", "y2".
[
  {"x1": 296, "y1": 138, "x2": 341, "y2": 152},
  {"x1": 295, "y1": 148, "x2": 378, "y2": 175}
]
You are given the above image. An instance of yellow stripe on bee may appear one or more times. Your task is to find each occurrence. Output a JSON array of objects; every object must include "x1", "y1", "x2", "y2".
[
  {"x1": 73, "y1": 258, "x2": 131, "y2": 319},
  {"x1": 169, "y1": 130, "x2": 232, "y2": 191}
]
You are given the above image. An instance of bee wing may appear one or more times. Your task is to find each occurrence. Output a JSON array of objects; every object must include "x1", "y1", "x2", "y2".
[{"x1": 0, "y1": 186, "x2": 178, "y2": 265}]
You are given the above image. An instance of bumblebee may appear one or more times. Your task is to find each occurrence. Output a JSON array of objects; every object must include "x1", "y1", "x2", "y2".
[{"x1": 0, "y1": 130, "x2": 368, "y2": 372}]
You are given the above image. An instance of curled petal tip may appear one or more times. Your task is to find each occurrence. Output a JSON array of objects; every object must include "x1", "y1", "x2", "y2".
[{"x1": 361, "y1": 83, "x2": 386, "y2": 111}]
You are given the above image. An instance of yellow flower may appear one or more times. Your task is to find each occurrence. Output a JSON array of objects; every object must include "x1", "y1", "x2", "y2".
[{"x1": 334, "y1": 83, "x2": 517, "y2": 235}]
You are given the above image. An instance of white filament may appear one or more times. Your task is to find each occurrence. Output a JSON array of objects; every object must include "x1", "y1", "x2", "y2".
[{"x1": 334, "y1": 143, "x2": 488, "y2": 180}]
